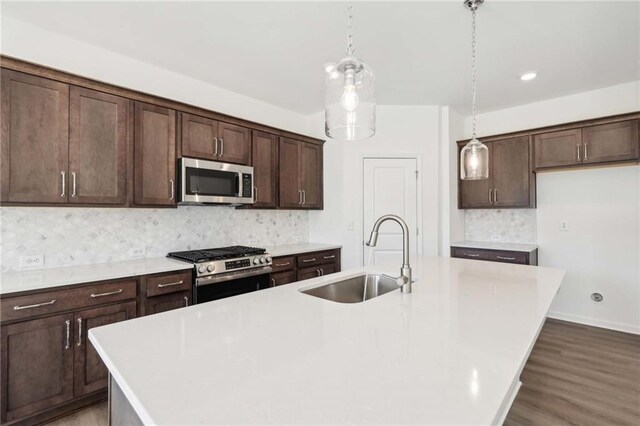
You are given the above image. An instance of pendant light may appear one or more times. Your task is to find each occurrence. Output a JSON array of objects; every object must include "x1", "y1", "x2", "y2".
[
  {"x1": 325, "y1": 0, "x2": 375, "y2": 140},
  {"x1": 460, "y1": 0, "x2": 489, "y2": 180}
]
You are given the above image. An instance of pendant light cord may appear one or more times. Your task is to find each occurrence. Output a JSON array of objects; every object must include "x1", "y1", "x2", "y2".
[
  {"x1": 346, "y1": 0, "x2": 355, "y2": 56},
  {"x1": 471, "y1": 8, "x2": 478, "y2": 140}
]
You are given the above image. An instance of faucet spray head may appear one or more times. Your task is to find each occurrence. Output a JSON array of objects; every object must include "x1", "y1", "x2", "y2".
[{"x1": 366, "y1": 230, "x2": 379, "y2": 247}]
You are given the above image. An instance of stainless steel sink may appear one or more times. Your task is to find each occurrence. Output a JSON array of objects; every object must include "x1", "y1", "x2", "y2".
[{"x1": 300, "y1": 273, "x2": 399, "y2": 303}]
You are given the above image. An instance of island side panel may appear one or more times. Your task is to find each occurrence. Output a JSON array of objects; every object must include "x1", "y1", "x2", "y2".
[{"x1": 110, "y1": 375, "x2": 143, "y2": 426}]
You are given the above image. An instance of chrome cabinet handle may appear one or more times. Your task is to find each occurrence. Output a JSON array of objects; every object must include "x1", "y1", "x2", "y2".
[
  {"x1": 60, "y1": 171, "x2": 65, "y2": 197},
  {"x1": 494, "y1": 188, "x2": 498, "y2": 204},
  {"x1": 271, "y1": 278, "x2": 276, "y2": 287},
  {"x1": 577, "y1": 144, "x2": 581, "y2": 161},
  {"x1": 13, "y1": 299, "x2": 56, "y2": 310},
  {"x1": 90, "y1": 289, "x2": 123, "y2": 298},
  {"x1": 298, "y1": 190, "x2": 303, "y2": 205},
  {"x1": 158, "y1": 280, "x2": 183, "y2": 288},
  {"x1": 253, "y1": 186, "x2": 258, "y2": 203},
  {"x1": 320, "y1": 268, "x2": 324, "y2": 276},
  {"x1": 488, "y1": 188, "x2": 493, "y2": 204},
  {"x1": 220, "y1": 138, "x2": 224, "y2": 156},
  {"x1": 316, "y1": 269, "x2": 321, "y2": 277},
  {"x1": 214, "y1": 137, "x2": 218, "y2": 156},
  {"x1": 302, "y1": 258, "x2": 316, "y2": 263},
  {"x1": 463, "y1": 252, "x2": 480, "y2": 258},
  {"x1": 77, "y1": 318, "x2": 83, "y2": 346},
  {"x1": 497, "y1": 256, "x2": 516, "y2": 261},
  {"x1": 170, "y1": 179, "x2": 175, "y2": 200},
  {"x1": 584, "y1": 143, "x2": 588, "y2": 160},
  {"x1": 184, "y1": 296, "x2": 189, "y2": 307},
  {"x1": 65, "y1": 320, "x2": 71, "y2": 350},
  {"x1": 71, "y1": 172, "x2": 77, "y2": 198},
  {"x1": 302, "y1": 190, "x2": 306, "y2": 205},
  {"x1": 275, "y1": 262, "x2": 290, "y2": 267},
  {"x1": 323, "y1": 255, "x2": 336, "y2": 260}
]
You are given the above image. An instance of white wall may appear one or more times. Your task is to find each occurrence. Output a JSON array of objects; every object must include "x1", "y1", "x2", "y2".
[
  {"x1": 461, "y1": 81, "x2": 640, "y2": 333},
  {"x1": 0, "y1": 16, "x2": 310, "y2": 135},
  {"x1": 308, "y1": 106, "x2": 442, "y2": 270}
]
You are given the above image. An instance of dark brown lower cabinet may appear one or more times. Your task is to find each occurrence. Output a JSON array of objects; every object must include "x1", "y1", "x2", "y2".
[
  {"x1": 1, "y1": 313, "x2": 74, "y2": 423},
  {"x1": 73, "y1": 302, "x2": 136, "y2": 397},
  {"x1": 270, "y1": 249, "x2": 342, "y2": 285},
  {"x1": 144, "y1": 291, "x2": 190, "y2": 315},
  {"x1": 271, "y1": 271, "x2": 296, "y2": 287},
  {"x1": 450, "y1": 246, "x2": 537, "y2": 266}
]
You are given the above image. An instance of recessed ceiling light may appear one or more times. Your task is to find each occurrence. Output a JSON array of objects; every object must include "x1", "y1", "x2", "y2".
[{"x1": 520, "y1": 72, "x2": 537, "y2": 81}]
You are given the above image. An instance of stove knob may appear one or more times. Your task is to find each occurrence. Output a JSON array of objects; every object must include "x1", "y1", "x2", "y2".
[
  {"x1": 207, "y1": 264, "x2": 215, "y2": 272},
  {"x1": 259, "y1": 257, "x2": 266, "y2": 264},
  {"x1": 198, "y1": 265, "x2": 206, "y2": 274},
  {"x1": 253, "y1": 258, "x2": 260, "y2": 265},
  {"x1": 265, "y1": 256, "x2": 272, "y2": 263}
]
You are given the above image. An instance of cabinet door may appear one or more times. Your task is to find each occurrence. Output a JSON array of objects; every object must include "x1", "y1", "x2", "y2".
[
  {"x1": 297, "y1": 266, "x2": 323, "y2": 281},
  {"x1": 181, "y1": 113, "x2": 218, "y2": 160},
  {"x1": 319, "y1": 264, "x2": 338, "y2": 276},
  {"x1": 270, "y1": 270, "x2": 296, "y2": 287},
  {"x1": 492, "y1": 136, "x2": 533, "y2": 208},
  {"x1": 1, "y1": 314, "x2": 74, "y2": 423},
  {"x1": 534, "y1": 129, "x2": 582, "y2": 169},
  {"x1": 69, "y1": 87, "x2": 128, "y2": 205},
  {"x1": 459, "y1": 142, "x2": 493, "y2": 208},
  {"x1": 133, "y1": 102, "x2": 176, "y2": 206},
  {"x1": 73, "y1": 301, "x2": 136, "y2": 397},
  {"x1": 300, "y1": 143, "x2": 323, "y2": 209},
  {"x1": 1, "y1": 69, "x2": 69, "y2": 204},
  {"x1": 145, "y1": 291, "x2": 190, "y2": 316},
  {"x1": 252, "y1": 131, "x2": 279, "y2": 208},
  {"x1": 279, "y1": 137, "x2": 302, "y2": 208},
  {"x1": 218, "y1": 122, "x2": 251, "y2": 165},
  {"x1": 582, "y1": 120, "x2": 639, "y2": 164}
]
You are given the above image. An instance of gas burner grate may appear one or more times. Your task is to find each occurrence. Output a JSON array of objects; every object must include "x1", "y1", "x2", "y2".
[{"x1": 167, "y1": 245, "x2": 266, "y2": 263}]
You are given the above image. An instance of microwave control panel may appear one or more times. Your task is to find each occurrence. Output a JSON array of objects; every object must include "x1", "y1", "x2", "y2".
[{"x1": 242, "y1": 173, "x2": 252, "y2": 198}]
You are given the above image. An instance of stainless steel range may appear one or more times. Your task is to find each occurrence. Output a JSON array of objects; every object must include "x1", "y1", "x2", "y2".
[{"x1": 167, "y1": 246, "x2": 272, "y2": 304}]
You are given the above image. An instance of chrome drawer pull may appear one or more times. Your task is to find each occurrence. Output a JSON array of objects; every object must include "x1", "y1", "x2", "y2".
[
  {"x1": 65, "y1": 320, "x2": 71, "y2": 349},
  {"x1": 13, "y1": 299, "x2": 56, "y2": 310},
  {"x1": 577, "y1": 144, "x2": 581, "y2": 161},
  {"x1": 497, "y1": 256, "x2": 516, "y2": 261},
  {"x1": 271, "y1": 278, "x2": 276, "y2": 287},
  {"x1": 584, "y1": 143, "x2": 588, "y2": 160},
  {"x1": 60, "y1": 171, "x2": 65, "y2": 197},
  {"x1": 220, "y1": 138, "x2": 224, "y2": 156},
  {"x1": 77, "y1": 318, "x2": 83, "y2": 346},
  {"x1": 302, "y1": 258, "x2": 316, "y2": 263},
  {"x1": 323, "y1": 255, "x2": 336, "y2": 260},
  {"x1": 170, "y1": 179, "x2": 175, "y2": 200},
  {"x1": 213, "y1": 137, "x2": 218, "y2": 156},
  {"x1": 71, "y1": 172, "x2": 77, "y2": 198},
  {"x1": 275, "y1": 262, "x2": 290, "y2": 267},
  {"x1": 90, "y1": 289, "x2": 123, "y2": 298},
  {"x1": 463, "y1": 253, "x2": 480, "y2": 258},
  {"x1": 157, "y1": 280, "x2": 183, "y2": 288},
  {"x1": 184, "y1": 296, "x2": 189, "y2": 307}
]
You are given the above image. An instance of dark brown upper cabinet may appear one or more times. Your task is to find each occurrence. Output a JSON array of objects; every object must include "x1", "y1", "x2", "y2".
[
  {"x1": 582, "y1": 120, "x2": 639, "y2": 165},
  {"x1": 69, "y1": 87, "x2": 129, "y2": 205},
  {"x1": 279, "y1": 137, "x2": 323, "y2": 209},
  {"x1": 1, "y1": 69, "x2": 69, "y2": 204},
  {"x1": 180, "y1": 113, "x2": 251, "y2": 165},
  {"x1": 134, "y1": 102, "x2": 176, "y2": 206},
  {"x1": 459, "y1": 136, "x2": 534, "y2": 209},
  {"x1": 534, "y1": 129, "x2": 582, "y2": 169},
  {"x1": 251, "y1": 131, "x2": 279, "y2": 208}
]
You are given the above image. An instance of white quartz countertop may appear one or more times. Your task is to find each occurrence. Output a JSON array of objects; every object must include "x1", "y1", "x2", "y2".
[
  {"x1": 0, "y1": 257, "x2": 192, "y2": 296},
  {"x1": 265, "y1": 242, "x2": 342, "y2": 257},
  {"x1": 451, "y1": 240, "x2": 538, "y2": 253},
  {"x1": 89, "y1": 256, "x2": 564, "y2": 425}
]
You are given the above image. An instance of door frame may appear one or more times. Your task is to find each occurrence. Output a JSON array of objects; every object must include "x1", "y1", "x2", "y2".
[{"x1": 360, "y1": 154, "x2": 424, "y2": 266}]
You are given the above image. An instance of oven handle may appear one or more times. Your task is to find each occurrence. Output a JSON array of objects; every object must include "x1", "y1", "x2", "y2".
[{"x1": 196, "y1": 267, "x2": 273, "y2": 287}]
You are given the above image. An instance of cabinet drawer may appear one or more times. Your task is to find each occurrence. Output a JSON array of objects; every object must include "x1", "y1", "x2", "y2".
[
  {"x1": 145, "y1": 271, "x2": 192, "y2": 297},
  {"x1": 451, "y1": 248, "x2": 489, "y2": 261},
  {"x1": 486, "y1": 251, "x2": 528, "y2": 265},
  {"x1": 270, "y1": 270, "x2": 296, "y2": 287},
  {"x1": 297, "y1": 250, "x2": 339, "y2": 268},
  {"x1": 1, "y1": 279, "x2": 137, "y2": 323},
  {"x1": 271, "y1": 256, "x2": 294, "y2": 272},
  {"x1": 297, "y1": 266, "x2": 323, "y2": 281}
]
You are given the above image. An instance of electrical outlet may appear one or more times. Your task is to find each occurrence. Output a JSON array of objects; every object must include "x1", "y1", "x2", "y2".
[
  {"x1": 560, "y1": 221, "x2": 569, "y2": 231},
  {"x1": 129, "y1": 247, "x2": 146, "y2": 258},
  {"x1": 490, "y1": 234, "x2": 500, "y2": 242},
  {"x1": 20, "y1": 254, "x2": 44, "y2": 269}
]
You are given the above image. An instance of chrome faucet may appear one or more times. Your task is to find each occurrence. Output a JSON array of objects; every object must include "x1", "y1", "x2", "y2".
[{"x1": 365, "y1": 214, "x2": 412, "y2": 294}]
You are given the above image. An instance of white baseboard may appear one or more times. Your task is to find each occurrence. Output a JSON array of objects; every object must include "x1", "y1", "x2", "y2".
[{"x1": 547, "y1": 311, "x2": 640, "y2": 335}]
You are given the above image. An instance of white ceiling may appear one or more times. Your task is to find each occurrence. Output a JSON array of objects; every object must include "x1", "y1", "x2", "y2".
[{"x1": 2, "y1": 1, "x2": 639, "y2": 115}]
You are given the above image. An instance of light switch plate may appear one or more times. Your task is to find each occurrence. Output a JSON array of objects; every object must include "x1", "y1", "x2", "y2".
[
  {"x1": 560, "y1": 221, "x2": 569, "y2": 231},
  {"x1": 20, "y1": 254, "x2": 44, "y2": 269}
]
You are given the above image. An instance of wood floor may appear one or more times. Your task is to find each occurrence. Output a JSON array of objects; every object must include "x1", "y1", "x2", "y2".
[{"x1": 44, "y1": 319, "x2": 639, "y2": 426}]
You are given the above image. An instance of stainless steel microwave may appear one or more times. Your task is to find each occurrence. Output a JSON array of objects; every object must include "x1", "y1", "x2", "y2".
[{"x1": 178, "y1": 158, "x2": 254, "y2": 205}]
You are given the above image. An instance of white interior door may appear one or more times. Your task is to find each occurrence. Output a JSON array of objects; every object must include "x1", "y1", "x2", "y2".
[{"x1": 363, "y1": 158, "x2": 419, "y2": 266}]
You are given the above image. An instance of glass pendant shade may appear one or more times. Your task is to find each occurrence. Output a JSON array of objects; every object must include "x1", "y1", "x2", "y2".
[
  {"x1": 460, "y1": 138, "x2": 489, "y2": 179},
  {"x1": 325, "y1": 56, "x2": 375, "y2": 140}
]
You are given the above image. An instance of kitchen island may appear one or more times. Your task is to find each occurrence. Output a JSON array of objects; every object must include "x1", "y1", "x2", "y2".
[{"x1": 89, "y1": 256, "x2": 564, "y2": 425}]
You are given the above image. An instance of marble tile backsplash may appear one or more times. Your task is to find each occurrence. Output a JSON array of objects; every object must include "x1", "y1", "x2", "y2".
[
  {"x1": 0, "y1": 207, "x2": 308, "y2": 272},
  {"x1": 465, "y1": 209, "x2": 537, "y2": 244}
]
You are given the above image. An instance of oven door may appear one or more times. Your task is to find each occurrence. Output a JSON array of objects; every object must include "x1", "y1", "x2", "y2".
[
  {"x1": 179, "y1": 157, "x2": 254, "y2": 205},
  {"x1": 194, "y1": 268, "x2": 272, "y2": 304}
]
